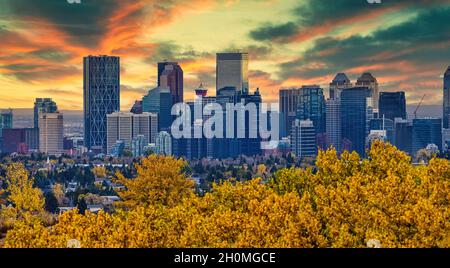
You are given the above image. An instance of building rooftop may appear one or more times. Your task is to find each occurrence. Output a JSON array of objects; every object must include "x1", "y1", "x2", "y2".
[
  {"x1": 330, "y1": 73, "x2": 351, "y2": 85},
  {"x1": 357, "y1": 72, "x2": 377, "y2": 83}
]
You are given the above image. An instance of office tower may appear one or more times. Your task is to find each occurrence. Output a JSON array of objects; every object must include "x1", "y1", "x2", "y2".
[
  {"x1": 356, "y1": 72, "x2": 379, "y2": 109},
  {"x1": 379, "y1": 92, "x2": 406, "y2": 121},
  {"x1": 290, "y1": 119, "x2": 317, "y2": 158},
  {"x1": 296, "y1": 85, "x2": 326, "y2": 134},
  {"x1": 2, "y1": 128, "x2": 39, "y2": 154},
  {"x1": 130, "y1": 100, "x2": 143, "y2": 114},
  {"x1": 156, "y1": 131, "x2": 172, "y2": 155},
  {"x1": 239, "y1": 88, "x2": 262, "y2": 157},
  {"x1": 131, "y1": 135, "x2": 146, "y2": 157},
  {"x1": 39, "y1": 112, "x2": 64, "y2": 156},
  {"x1": 106, "y1": 112, "x2": 158, "y2": 155},
  {"x1": 83, "y1": 55, "x2": 120, "y2": 153},
  {"x1": 279, "y1": 88, "x2": 302, "y2": 138},
  {"x1": 341, "y1": 87, "x2": 372, "y2": 156},
  {"x1": 443, "y1": 66, "x2": 450, "y2": 128},
  {"x1": 142, "y1": 86, "x2": 173, "y2": 131},
  {"x1": 412, "y1": 118, "x2": 443, "y2": 155},
  {"x1": 329, "y1": 73, "x2": 352, "y2": 99},
  {"x1": 394, "y1": 118, "x2": 413, "y2": 155},
  {"x1": 0, "y1": 109, "x2": 13, "y2": 149},
  {"x1": 369, "y1": 117, "x2": 394, "y2": 144},
  {"x1": 442, "y1": 128, "x2": 450, "y2": 152},
  {"x1": 158, "y1": 62, "x2": 183, "y2": 104},
  {"x1": 216, "y1": 52, "x2": 249, "y2": 94},
  {"x1": 326, "y1": 99, "x2": 341, "y2": 152},
  {"x1": 34, "y1": 98, "x2": 57, "y2": 129}
]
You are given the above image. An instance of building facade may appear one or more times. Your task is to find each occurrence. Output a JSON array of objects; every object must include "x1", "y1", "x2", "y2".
[
  {"x1": 279, "y1": 88, "x2": 302, "y2": 138},
  {"x1": 329, "y1": 73, "x2": 352, "y2": 100},
  {"x1": 34, "y1": 98, "x2": 57, "y2": 129},
  {"x1": 156, "y1": 131, "x2": 172, "y2": 155},
  {"x1": 216, "y1": 52, "x2": 249, "y2": 94},
  {"x1": 412, "y1": 118, "x2": 443, "y2": 155},
  {"x1": 39, "y1": 112, "x2": 64, "y2": 156},
  {"x1": 296, "y1": 85, "x2": 326, "y2": 134},
  {"x1": 83, "y1": 55, "x2": 120, "y2": 152},
  {"x1": 106, "y1": 112, "x2": 158, "y2": 155},
  {"x1": 290, "y1": 119, "x2": 317, "y2": 158},
  {"x1": 379, "y1": 92, "x2": 406, "y2": 121},
  {"x1": 340, "y1": 87, "x2": 372, "y2": 156},
  {"x1": 443, "y1": 66, "x2": 450, "y2": 129},
  {"x1": 356, "y1": 72, "x2": 379, "y2": 109},
  {"x1": 326, "y1": 99, "x2": 341, "y2": 152},
  {"x1": 158, "y1": 62, "x2": 184, "y2": 104}
]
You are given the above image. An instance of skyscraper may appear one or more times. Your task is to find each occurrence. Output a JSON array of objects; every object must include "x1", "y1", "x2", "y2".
[
  {"x1": 394, "y1": 118, "x2": 412, "y2": 155},
  {"x1": 142, "y1": 86, "x2": 173, "y2": 131},
  {"x1": 158, "y1": 62, "x2": 183, "y2": 104},
  {"x1": 216, "y1": 52, "x2": 249, "y2": 94},
  {"x1": 296, "y1": 85, "x2": 326, "y2": 134},
  {"x1": 83, "y1": 55, "x2": 120, "y2": 152},
  {"x1": 39, "y1": 112, "x2": 64, "y2": 156},
  {"x1": 290, "y1": 119, "x2": 317, "y2": 158},
  {"x1": 356, "y1": 72, "x2": 379, "y2": 109},
  {"x1": 106, "y1": 112, "x2": 158, "y2": 155},
  {"x1": 34, "y1": 98, "x2": 57, "y2": 129},
  {"x1": 0, "y1": 109, "x2": 13, "y2": 147},
  {"x1": 379, "y1": 92, "x2": 406, "y2": 121},
  {"x1": 412, "y1": 118, "x2": 443, "y2": 155},
  {"x1": 443, "y1": 66, "x2": 450, "y2": 129},
  {"x1": 279, "y1": 88, "x2": 302, "y2": 138},
  {"x1": 326, "y1": 99, "x2": 341, "y2": 152},
  {"x1": 341, "y1": 87, "x2": 372, "y2": 156},
  {"x1": 329, "y1": 73, "x2": 352, "y2": 100}
]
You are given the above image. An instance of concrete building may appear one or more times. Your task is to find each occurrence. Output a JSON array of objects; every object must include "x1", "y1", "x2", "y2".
[{"x1": 39, "y1": 112, "x2": 64, "y2": 156}]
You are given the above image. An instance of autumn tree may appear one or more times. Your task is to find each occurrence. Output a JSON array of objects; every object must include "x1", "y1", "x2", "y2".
[{"x1": 114, "y1": 155, "x2": 195, "y2": 209}]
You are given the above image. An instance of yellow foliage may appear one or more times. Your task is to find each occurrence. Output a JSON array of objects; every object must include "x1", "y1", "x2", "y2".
[
  {"x1": 2, "y1": 142, "x2": 450, "y2": 248},
  {"x1": 114, "y1": 155, "x2": 195, "y2": 209}
]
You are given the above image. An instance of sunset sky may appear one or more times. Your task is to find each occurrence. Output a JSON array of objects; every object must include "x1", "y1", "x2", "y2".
[{"x1": 0, "y1": 0, "x2": 449, "y2": 110}]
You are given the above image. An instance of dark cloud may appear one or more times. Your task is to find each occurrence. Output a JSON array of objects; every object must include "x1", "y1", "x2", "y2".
[
  {"x1": 1, "y1": 64, "x2": 80, "y2": 82},
  {"x1": 1, "y1": 0, "x2": 119, "y2": 46},
  {"x1": 279, "y1": 5, "x2": 450, "y2": 80},
  {"x1": 249, "y1": 22, "x2": 297, "y2": 42},
  {"x1": 248, "y1": 0, "x2": 445, "y2": 42}
]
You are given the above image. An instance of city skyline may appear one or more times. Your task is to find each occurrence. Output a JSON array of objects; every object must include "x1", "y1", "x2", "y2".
[{"x1": 0, "y1": 0, "x2": 450, "y2": 110}]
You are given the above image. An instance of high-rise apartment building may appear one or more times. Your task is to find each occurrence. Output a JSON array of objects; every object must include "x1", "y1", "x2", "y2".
[
  {"x1": 34, "y1": 98, "x2": 57, "y2": 129},
  {"x1": 39, "y1": 112, "x2": 64, "y2": 156},
  {"x1": 106, "y1": 112, "x2": 158, "y2": 155},
  {"x1": 279, "y1": 88, "x2": 302, "y2": 138},
  {"x1": 379, "y1": 92, "x2": 406, "y2": 121},
  {"x1": 326, "y1": 99, "x2": 341, "y2": 152},
  {"x1": 290, "y1": 119, "x2": 317, "y2": 158},
  {"x1": 216, "y1": 52, "x2": 249, "y2": 94},
  {"x1": 83, "y1": 55, "x2": 120, "y2": 152}
]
